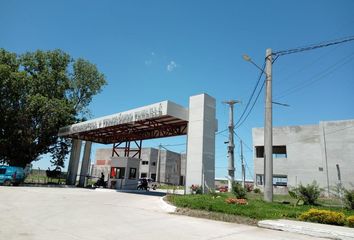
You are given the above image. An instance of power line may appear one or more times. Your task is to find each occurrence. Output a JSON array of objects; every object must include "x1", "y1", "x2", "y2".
[
  {"x1": 237, "y1": 36, "x2": 354, "y2": 128},
  {"x1": 231, "y1": 130, "x2": 254, "y2": 179},
  {"x1": 275, "y1": 51, "x2": 354, "y2": 99},
  {"x1": 275, "y1": 45, "x2": 341, "y2": 85},
  {"x1": 235, "y1": 78, "x2": 266, "y2": 129},
  {"x1": 155, "y1": 143, "x2": 186, "y2": 152},
  {"x1": 244, "y1": 159, "x2": 254, "y2": 179},
  {"x1": 216, "y1": 128, "x2": 228, "y2": 135},
  {"x1": 273, "y1": 35, "x2": 354, "y2": 57},
  {"x1": 234, "y1": 61, "x2": 266, "y2": 127},
  {"x1": 233, "y1": 130, "x2": 253, "y2": 152}
]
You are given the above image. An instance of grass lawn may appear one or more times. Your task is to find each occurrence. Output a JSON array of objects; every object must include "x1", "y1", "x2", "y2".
[
  {"x1": 167, "y1": 192, "x2": 354, "y2": 221},
  {"x1": 24, "y1": 173, "x2": 67, "y2": 185},
  {"x1": 157, "y1": 184, "x2": 184, "y2": 190}
]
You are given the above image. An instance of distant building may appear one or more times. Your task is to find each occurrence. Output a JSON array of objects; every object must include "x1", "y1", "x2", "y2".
[
  {"x1": 92, "y1": 147, "x2": 186, "y2": 186},
  {"x1": 252, "y1": 119, "x2": 354, "y2": 194}
]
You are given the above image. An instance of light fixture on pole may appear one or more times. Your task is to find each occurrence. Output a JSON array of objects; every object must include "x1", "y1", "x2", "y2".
[{"x1": 243, "y1": 50, "x2": 273, "y2": 202}]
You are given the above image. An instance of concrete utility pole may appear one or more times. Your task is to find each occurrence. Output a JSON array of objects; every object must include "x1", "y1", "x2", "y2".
[
  {"x1": 223, "y1": 100, "x2": 240, "y2": 192},
  {"x1": 157, "y1": 144, "x2": 162, "y2": 183},
  {"x1": 322, "y1": 126, "x2": 330, "y2": 197},
  {"x1": 157, "y1": 144, "x2": 170, "y2": 183},
  {"x1": 264, "y1": 48, "x2": 273, "y2": 202},
  {"x1": 240, "y1": 140, "x2": 245, "y2": 188}
]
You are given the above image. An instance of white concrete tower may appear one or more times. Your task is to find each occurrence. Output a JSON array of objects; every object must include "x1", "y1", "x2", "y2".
[{"x1": 186, "y1": 94, "x2": 217, "y2": 193}]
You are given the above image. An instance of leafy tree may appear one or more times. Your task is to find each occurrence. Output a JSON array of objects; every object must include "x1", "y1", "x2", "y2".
[{"x1": 0, "y1": 49, "x2": 106, "y2": 168}]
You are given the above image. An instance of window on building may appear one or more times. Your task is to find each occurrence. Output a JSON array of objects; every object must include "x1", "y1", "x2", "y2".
[
  {"x1": 256, "y1": 174, "x2": 264, "y2": 185},
  {"x1": 140, "y1": 172, "x2": 147, "y2": 178},
  {"x1": 142, "y1": 161, "x2": 149, "y2": 165},
  {"x1": 273, "y1": 146, "x2": 287, "y2": 158},
  {"x1": 179, "y1": 176, "x2": 184, "y2": 185},
  {"x1": 111, "y1": 167, "x2": 125, "y2": 179},
  {"x1": 117, "y1": 168, "x2": 125, "y2": 179},
  {"x1": 255, "y1": 146, "x2": 264, "y2": 158},
  {"x1": 273, "y1": 175, "x2": 288, "y2": 186},
  {"x1": 150, "y1": 173, "x2": 156, "y2": 181},
  {"x1": 256, "y1": 174, "x2": 288, "y2": 186},
  {"x1": 110, "y1": 167, "x2": 116, "y2": 178},
  {"x1": 129, "y1": 168, "x2": 137, "y2": 179},
  {"x1": 255, "y1": 146, "x2": 287, "y2": 158},
  {"x1": 151, "y1": 162, "x2": 156, "y2": 166}
]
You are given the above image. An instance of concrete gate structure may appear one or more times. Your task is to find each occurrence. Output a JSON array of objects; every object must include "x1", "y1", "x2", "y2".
[{"x1": 58, "y1": 93, "x2": 217, "y2": 193}]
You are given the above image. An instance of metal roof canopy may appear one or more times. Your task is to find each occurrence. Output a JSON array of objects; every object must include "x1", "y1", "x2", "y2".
[{"x1": 58, "y1": 101, "x2": 189, "y2": 144}]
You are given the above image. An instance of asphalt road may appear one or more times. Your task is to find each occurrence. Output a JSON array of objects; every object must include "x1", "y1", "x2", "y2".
[{"x1": 0, "y1": 187, "x2": 326, "y2": 240}]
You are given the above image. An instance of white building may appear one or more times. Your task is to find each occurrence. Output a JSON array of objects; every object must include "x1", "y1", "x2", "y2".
[
  {"x1": 252, "y1": 119, "x2": 354, "y2": 194},
  {"x1": 92, "y1": 147, "x2": 186, "y2": 186}
]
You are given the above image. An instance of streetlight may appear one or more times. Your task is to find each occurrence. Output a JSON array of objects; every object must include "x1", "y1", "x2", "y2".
[
  {"x1": 243, "y1": 54, "x2": 266, "y2": 73},
  {"x1": 243, "y1": 50, "x2": 273, "y2": 202}
]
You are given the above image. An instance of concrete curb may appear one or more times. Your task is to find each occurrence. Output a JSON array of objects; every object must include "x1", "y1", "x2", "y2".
[
  {"x1": 159, "y1": 196, "x2": 177, "y2": 213},
  {"x1": 94, "y1": 188, "x2": 115, "y2": 192},
  {"x1": 21, "y1": 184, "x2": 76, "y2": 188},
  {"x1": 258, "y1": 219, "x2": 354, "y2": 240}
]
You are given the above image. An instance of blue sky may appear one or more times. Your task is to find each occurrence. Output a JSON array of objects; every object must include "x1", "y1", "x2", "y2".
[{"x1": 1, "y1": 1, "x2": 353, "y2": 179}]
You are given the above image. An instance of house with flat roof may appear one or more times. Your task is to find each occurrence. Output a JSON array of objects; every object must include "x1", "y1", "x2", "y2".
[
  {"x1": 252, "y1": 119, "x2": 354, "y2": 194},
  {"x1": 92, "y1": 147, "x2": 186, "y2": 187}
]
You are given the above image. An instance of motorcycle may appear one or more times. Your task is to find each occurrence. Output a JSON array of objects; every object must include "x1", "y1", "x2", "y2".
[
  {"x1": 94, "y1": 177, "x2": 107, "y2": 188},
  {"x1": 137, "y1": 179, "x2": 149, "y2": 191}
]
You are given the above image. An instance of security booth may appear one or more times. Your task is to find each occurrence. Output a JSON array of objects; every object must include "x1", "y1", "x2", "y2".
[{"x1": 109, "y1": 157, "x2": 140, "y2": 190}]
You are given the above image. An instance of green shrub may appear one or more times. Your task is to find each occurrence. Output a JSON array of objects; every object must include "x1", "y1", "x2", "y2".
[
  {"x1": 347, "y1": 216, "x2": 354, "y2": 228},
  {"x1": 290, "y1": 181, "x2": 321, "y2": 205},
  {"x1": 288, "y1": 189, "x2": 302, "y2": 206},
  {"x1": 344, "y1": 189, "x2": 354, "y2": 210},
  {"x1": 190, "y1": 184, "x2": 203, "y2": 194},
  {"x1": 232, "y1": 182, "x2": 247, "y2": 199},
  {"x1": 253, "y1": 188, "x2": 261, "y2": 194},
  {"x1": 299, "y1": 208, "x2": 345, "y2": 226}
]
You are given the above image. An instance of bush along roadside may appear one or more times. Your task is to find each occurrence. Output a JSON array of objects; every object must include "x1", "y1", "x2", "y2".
[
  {"x1": 299, "y1": 208, "x2": 354, "y2": 228},
  {"x1": 344, "y1": 189, "x2": 354, "y2": 210},
  {"x1": 347, "y1": 216, "x2": 354, "y2": 228},
  {"x1": 299, "y1": 209, "x2": 346, "y2": 226}
]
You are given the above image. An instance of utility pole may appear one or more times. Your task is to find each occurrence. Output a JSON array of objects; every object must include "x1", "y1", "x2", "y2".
[
  {"x1": 322, "y1": 126, "x2": 330, "y2": 197},
  {"x1": 240, "y1": 140, "x2": 245, "y2": 188},
  {"x1": 223, "y1": 100, "x2": 240, "y2": 192},
  {"x1": 336, "y1": 164, "x2": 344, "y2": 209},
  {"x1": 156, "y1": 144, "x2": 161, "y2": 183},
  {"x1": 264, "y1": 48, "x2": 273, "y2": 202}
]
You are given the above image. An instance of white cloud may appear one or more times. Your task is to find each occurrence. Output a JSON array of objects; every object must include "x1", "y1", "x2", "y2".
[{"x1": 167, "y1": 61, "x2": 177, "y2": 72}]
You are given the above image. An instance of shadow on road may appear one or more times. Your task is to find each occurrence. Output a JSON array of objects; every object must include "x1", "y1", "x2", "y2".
[{"x1": 115, "y1": 190, "x2": 166, "y2": 197}]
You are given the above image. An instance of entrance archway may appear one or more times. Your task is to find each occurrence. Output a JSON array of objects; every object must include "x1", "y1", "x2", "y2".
[{"x1": 59, "y1": 93, "x2": 217, "y2": 193}]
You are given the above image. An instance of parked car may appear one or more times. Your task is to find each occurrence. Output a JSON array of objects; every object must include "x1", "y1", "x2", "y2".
[{"x1": 0, "y1": 165, "x2": 26, "y2": 186}]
